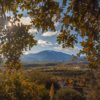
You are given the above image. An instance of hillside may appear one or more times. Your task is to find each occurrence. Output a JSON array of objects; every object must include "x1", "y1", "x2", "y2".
[{"x1": 20, "y1": 50, "x2": 73, "y2": 64}]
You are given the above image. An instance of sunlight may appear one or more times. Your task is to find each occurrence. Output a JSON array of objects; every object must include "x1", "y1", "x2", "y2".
[{"x1": 8, "y1": 22, "x2": 12, "y2": 27}]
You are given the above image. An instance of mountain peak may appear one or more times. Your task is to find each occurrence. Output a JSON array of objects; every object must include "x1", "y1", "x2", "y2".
[
  {"x1": 36, "y1": 50, "x2": 70, "y2": 55},
  {"x1": 21, "y1": 50, "x2": 73, "y2": 64}
]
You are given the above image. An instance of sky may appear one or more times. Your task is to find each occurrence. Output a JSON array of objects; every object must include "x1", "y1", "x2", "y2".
[
  {"x1": 19, "y1": 16, "x2": 82, "y2": 55},
  {"x1": 6, "y1": 1, "x2": 82, "y2": 55}
]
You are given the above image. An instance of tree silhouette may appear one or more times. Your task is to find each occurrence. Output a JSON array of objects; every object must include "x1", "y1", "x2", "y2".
[{"x1": 0, "y1": 22, "x2": 36, "y2": 69}]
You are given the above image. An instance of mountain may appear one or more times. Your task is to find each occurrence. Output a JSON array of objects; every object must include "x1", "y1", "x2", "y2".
[{"x1": 20, "y1": 50, "x2": 73, "y2": 64}]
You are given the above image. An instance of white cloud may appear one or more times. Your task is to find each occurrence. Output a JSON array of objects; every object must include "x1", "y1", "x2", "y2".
[
  {"x1": 54, "y1": 45, "x2": 81, "y2": 55},
  {"x1": 20, "y1": 17, "x2": 31, "y2": 25},
  {"x1": 28, "y1": 28, "x2": 37, "y2": 34},
  {"x1": 8, "y1": 17, "x2": 32, "y2": 26},
  {"x1": 23, "y1": 51, "x2": 30, "y2": 55},
  {"x1": 38, "y1": 39, "x2": 53, "y2": 47},
  {"x1": 42, "y1": 31, "x2": 57, "y2": 37}
]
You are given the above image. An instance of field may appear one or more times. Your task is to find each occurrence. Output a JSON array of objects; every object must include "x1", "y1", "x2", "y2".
[
  {"x1": 25, "y1": 63, "x2": 89, "y2": 77},
  {"x1": 25, "y1": 63, "x2": 90, "y2": 89},
  {"x1": 0, "y1": 63, "x2": 99, "y2": 100}
]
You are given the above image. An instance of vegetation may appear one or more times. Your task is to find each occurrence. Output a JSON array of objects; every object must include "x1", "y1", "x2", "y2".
[
  {"x1": 56, "y1": 88, "x2": 85, "y2": 100},
  {"x1": 0, "y1": 65, "x2": 99, "y2": 100},
  {"x1": 1, "y1": 24, "x2": 37, "y2": 69},
  {"x1": 0, "y1": 0, "x2": 99, "y2": 100},
  {"x1": 0, "y1": 70, "x2": 49, "y2": 100}
]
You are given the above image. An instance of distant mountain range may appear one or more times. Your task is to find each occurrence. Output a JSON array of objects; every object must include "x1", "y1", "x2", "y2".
[{"x1": 20, "y1": 50, "x2": 74, "y2": 64}]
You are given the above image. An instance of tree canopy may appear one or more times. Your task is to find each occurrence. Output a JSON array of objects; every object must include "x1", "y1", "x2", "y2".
[{"x1": 0, "y1": 0, "x2": 100, "y2": 69}]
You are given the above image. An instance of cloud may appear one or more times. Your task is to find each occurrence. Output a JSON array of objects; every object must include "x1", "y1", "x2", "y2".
[
  {"x1": 42, "y1": 31, "x2": 57, "y2": 37},
  {"x1": 28, "y1": 28, "x2": 37, "y2": 34},
  {"x1": 20, "y1": 17, "x2": 31, "y2": 25},
  {"x1": 19, "y1": 17, "x2": 38, "y2": 34},
  {"x1": 23, "y1": 51, "x2": 30, "y2": 55},
  {"x1": 54, "y1": 45, "x2": 81, "y2": 55},
  {"x1": 38, "y1": 39, "x2": 53, "y2": 47}
]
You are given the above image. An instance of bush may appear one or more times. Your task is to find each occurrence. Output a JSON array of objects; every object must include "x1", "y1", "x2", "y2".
[
  {"x1": 37, "y1": 85, "x2": 49, "y2": 100},
  {"x1": 0, "y1": 70, "x2": 49, "y2": 100},
  {"x1": 56, "y1": 88, "x2": 85, "y2": 100}
]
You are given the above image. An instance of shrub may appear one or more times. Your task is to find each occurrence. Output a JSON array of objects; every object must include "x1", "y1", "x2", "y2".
[
  {"x1": 0, "y1": 70, "x2": 49, "y2": 100},
  {"x1": 37, "y1": 85, "x2": 49, "y2": 100},
  {"x1": 56, "y1": 88, "x2": 85, "y2": 100}
]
